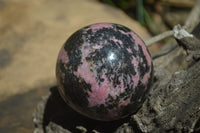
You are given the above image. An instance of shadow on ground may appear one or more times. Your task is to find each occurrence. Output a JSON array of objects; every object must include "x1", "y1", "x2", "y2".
[{"x1": 0, "y1": 87, "x2": 49, "y2": 133}]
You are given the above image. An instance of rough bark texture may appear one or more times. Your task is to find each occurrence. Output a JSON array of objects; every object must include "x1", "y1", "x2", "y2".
[{"x1": 133, "y1": 58, "x2": 200, "y2": 133}]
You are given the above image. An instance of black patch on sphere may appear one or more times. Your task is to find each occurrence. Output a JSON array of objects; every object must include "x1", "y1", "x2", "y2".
[
  {"x1": 121, "y1": 102, "x2": 140, "y2": 117},
  {"x1": 87, "y1": 104, "x2": 109, "y2": 119},
  {"x1": 146, "y1": 64, "x2": 153, "y2": 94},
  {"x1": 115, "y1": 24, "x2": 131, "y2": 33},
  {"x1": 64, "y1": 30, "x2": 83, "y2": 71},
  {"x1": 138, "y1": 45, "x2": 150, "y2": 79},
  {"x1": 121, "y1": 83, "x2": 146, "y2": 116},
  {"x1": 130, "y1": 81, "x2": 146, "y2": 102},
  {"x1": 57, "y1": 63, "x2": 90, "y2": 108},
  {"x1": 95, "y1": 104, "x2": 108, "y2": 114}
]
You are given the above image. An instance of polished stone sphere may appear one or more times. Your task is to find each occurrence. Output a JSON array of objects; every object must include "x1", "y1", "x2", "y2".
[{"x1": 56, "y1": 23, "x2": 153, "y2": 121}]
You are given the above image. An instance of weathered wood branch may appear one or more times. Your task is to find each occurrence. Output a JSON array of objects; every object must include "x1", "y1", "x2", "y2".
[{"x1": 133, "y1": 54, "x2": 200, "y2": 133}]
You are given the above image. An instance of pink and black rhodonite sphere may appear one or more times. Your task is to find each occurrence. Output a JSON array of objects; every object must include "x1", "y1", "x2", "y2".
[{"x1": 56, "y1": 23, "x2": 153, "y2": 121}]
